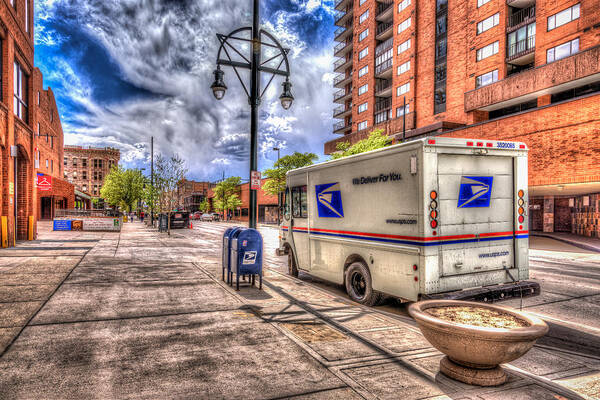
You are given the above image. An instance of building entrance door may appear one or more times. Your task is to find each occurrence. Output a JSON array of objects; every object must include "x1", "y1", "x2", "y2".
[
  {"x1": 41, "y1": 197, "x2": 52, "y2": 220},
  {"x1": 554, "y1": 197, "x2": 572, "y2": 232}
]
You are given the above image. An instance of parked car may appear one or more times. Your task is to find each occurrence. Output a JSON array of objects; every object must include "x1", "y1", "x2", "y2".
[
  {"x1": 200, "y1": 213, "x2": 214, "y2": 222},
  {"x1": 211, "y1": 213, "x2": 221, "y2": 222},
  {"x1": 191, "y1": 211, "x2": 202, "y2": 220}
]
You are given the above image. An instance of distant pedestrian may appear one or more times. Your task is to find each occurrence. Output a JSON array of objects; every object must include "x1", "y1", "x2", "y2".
[{"x1": 140, "y1": 211, "x2": 145, "y2": 223}]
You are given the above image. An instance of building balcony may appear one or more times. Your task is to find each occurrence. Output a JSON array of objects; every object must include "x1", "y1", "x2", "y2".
[
  {"x1": 376, "y1": 21, "x2": 393, "y2": 40},
  {"x1": 507, "y1": 6, "x2": 535, "y2": 32},
  {"x1": 506, "y1": 35, "x2": 535, "y2": 64},
  {"x1": 334, "y1": 87, "x2": 353, "y2": 103},
  {"x1": 333, "y1": 120, "x2": 352, "y2": 134},
  {"x1": 375, "y1": 97, "x2": 392, "y2": 113},
  {"x1": 375, "y1": 58, "x2": 393, "y2": 78},
  {"x1": 506, "y1": 0, "x2": 535, "y2": 8},
  {"x1": 375, "y1": 79, "x2": 392, "y2": 97},
  {"x1": 334, "y1": 56, "x2": 353, "y2": 73},
  {"x1": 333, "y1": 104, "x2": 352, "y2": 118},
  {"x1": 335, "y1": 0, "x2": 352, "y2": 11},
  {"x1": 334, "y1": 72, "x2": 353, "y2": 88},
  {"x1": 335, "y1": 7, "x2": 353, "y2": 27},
  {"x1": 334, "y1": 24, "x2": 353, "y2": 42},
  {"x1": 334, "y1": 40, "x2": 353, "y2": 57},
  {"x1": 376, "y1": 1, "x2": 394, "y2": 22},
  {"x1": 465, "y1": 45, "x2": 600, "y2": 112}
]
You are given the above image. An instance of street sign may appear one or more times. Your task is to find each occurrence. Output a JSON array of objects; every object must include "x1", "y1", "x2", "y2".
[
  {"x1": 37, "y1": 174, "x2": 52, "y2": 191},
  {"x1": 251, "y1": 171, "x2": 261, "y2": 190}
]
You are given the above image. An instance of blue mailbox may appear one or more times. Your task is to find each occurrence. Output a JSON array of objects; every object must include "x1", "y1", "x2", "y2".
[
  {"x1": 230, "y1": 228, "x2": 263, "y2": 291},
  {"x1": 222, "y1": 227, "x2": 244, "y2": 283}
]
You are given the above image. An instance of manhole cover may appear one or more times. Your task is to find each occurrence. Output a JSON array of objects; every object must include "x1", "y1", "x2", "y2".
[{"x1": 282, "y1": 322, "x2": 347, "y2": 343}]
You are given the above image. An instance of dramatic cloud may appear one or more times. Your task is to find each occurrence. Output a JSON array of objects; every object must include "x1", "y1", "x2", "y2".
[{"x1": 35, "y1": 0, "x2": 336, "y2": 181}]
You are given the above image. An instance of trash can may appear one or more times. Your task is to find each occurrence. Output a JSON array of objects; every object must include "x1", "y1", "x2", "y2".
[
  {"x1": 158, "y1": 214, "x2": 169, "y2": 232},
  {"x1": 230, "y1": 228, "x2": 263, "y2": 291},
  {"x1": 222, "y1": 227, "x2": 244, "y2": 282}
]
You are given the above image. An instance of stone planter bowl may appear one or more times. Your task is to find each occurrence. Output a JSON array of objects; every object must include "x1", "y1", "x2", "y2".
[{"x1": 408, "y1": 300, "x2": 548, "y2": 386}]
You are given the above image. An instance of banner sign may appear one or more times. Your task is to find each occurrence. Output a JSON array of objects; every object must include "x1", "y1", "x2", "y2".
[
  {"x1": 251, "y1": 171, "x2": 261, "y2": 190},
  {"x1": 82, "y1": 218, "x2": 121, "y2": 231},
  {"x1": 37, "y1": 174, "x2": 52, "y2": 191},
  {"x1": 53, "y1": 220, "x2": 72, "y2": 231}
]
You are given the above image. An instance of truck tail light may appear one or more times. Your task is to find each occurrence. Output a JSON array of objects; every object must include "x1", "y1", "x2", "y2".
[
  {"x1": 430, "y1": 191, "x2": 437, "y2": 200},
  {"x1": 430, "y1": 220, "x2": 438, "y2": 228},
  {"x1": 517, "y1": 190, "x2": 525, "y2": 225},
  {"x1": 430, "y1": 191, "x2": 439, "y2": 230}
]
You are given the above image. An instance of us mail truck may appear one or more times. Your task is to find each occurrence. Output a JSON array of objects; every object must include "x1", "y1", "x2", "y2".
[{"x1": 277, "y1": 137, "x2": 538, "y2": 305}]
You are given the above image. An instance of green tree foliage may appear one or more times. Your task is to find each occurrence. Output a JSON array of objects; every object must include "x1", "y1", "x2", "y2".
[
  {"x1": 213, "y1": 177, "x2": 241, "y2": 221},
  {"x1": 331, "y1": 129, "x2": 391, "y2": 160},
  {"x1": 262, "y1": 152, "x2": 318, "y2": 196},
  {"x1": 100, "y1": 166, "x2": 145, "y2": 213},
  {"x1": 199, "y1": 198, "x2": 211, "y2": 213}
]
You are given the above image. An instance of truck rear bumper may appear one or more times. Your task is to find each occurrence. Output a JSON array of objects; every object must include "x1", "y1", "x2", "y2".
[{"x1": 422, "y1": 281, "x2": 540, "y2": 303}]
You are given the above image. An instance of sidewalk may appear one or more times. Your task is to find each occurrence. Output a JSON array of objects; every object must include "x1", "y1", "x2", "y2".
[
  {"x1": 531, "y1": 231, "x2": 600, "y2": 253},
  {"x1": 0, "y1": 222, "x2": 598, "y2": 399}
]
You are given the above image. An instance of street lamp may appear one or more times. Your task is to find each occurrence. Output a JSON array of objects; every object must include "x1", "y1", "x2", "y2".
[{"x1": 211, "y1": 0, "x2": 293, "y2": 229}]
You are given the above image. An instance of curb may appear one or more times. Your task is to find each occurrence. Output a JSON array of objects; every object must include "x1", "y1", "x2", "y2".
[{"x1": 531, "y1": 232, "x2": 600, "y2": 253}]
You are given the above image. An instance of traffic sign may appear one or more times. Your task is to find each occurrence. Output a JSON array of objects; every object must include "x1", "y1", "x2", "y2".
[{"x1": 251, "y1": 171, "x2": 261, "y2": 190}]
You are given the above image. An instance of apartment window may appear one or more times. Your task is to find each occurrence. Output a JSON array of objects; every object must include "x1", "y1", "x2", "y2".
[
  {"x1": 548, "y1": 4, "x2": 580, "y2": 31},
  {"x1": 398, "y1": 0, "x2": 410, "y2": 12},
  {"x1": 547, "y1": 38, "x2": 579, "y2": 63},
  {"x1": 93, "y1": 171, "x2": 98, "y2": 181},
  {"x1": 375, "y1": 46, "x2": 393, "y2": 68},
  {"x1": 357, "y1": 121, "x2": 368, "y2": 130},
  {"x1": 73, "y1": 158, "x2": 77, "y2": 167},
  {"x1": 359, "y1": 10, "x2": 369, "y2": 24},
  {"x1": 51, "y1": 136, "x2": 53, "y2": 148},
  {"x1": 478, "y1": 0, "x2": 491, "y2": 6},
  {"x1": 93, "y1": 159, "x2": 98, "y2": 168},
  {"x1": 83, "y1": 185, "x2": 87, "y2": 193},
  {"x1": 396, "y1": 104, "x2": 410, "y2": 117},
  {"x1": 51, "y1": 160, "x2": 53, "y2": 172},
  {"x1": 359, "y1": 29, "x2": 369, "y2": 42},
  {"x1": 436, "y1": 39, "x2": 447, "y2": 58},
  {"x1": 25, "y1": 0, "x2": 29, "y2": 33},
  {"x1": 37, "y1": 122, "x2": 40, "y2": 135},
  {"x1": 358, "y1": 84, "x2": 368, "y2": 95},
  {"x1": 397, "y1": 39, "x2": 411, "y2": 54},
  {"x1": 82, "y1": 171, "x2": 87, "y2": 180},
  {"x1": 475, "y1": 69, "x2": 498, "y2": 88},
  {"x1": 45, "y1": 132, "x2": 48, "y2": 142},
  {"x1": 398, "y1": 60, "x2": 410, "y2": 75},
  {"x1": 82, "y1": 159, "x2": 87, "y2": 167},
  {"x1": 64, "y1": 157, "x2": 67, "y2": 166},
  {"x1": 291, "y1": 186, "x2": 307, "y2": 218},
  {"x1": 476, "y1": 41, "x2": 499, "y2": 61},
  {"x1": 397, "y1": 82, "x2": 410, "y2": 96},
  {"x1": 359, "y1": 65, "x2": 369, "y2": 77},
  {"x1": 360, "y1": 0, "x2": 367, "y2": 5},
  {"x1": 37, "y1": 91, "x2": 40, "y2": 105},
  {"x1": 93, "y1": 185, "x2": 98, "y2": 195},
  {"x1": 436, "y1": 16, "x2": 447, "y2": 35},
  {"x1": 13, "y1": 62, "x2": 28, "y2": 123},
  {"x1": 358, "y1": 47, "x2": 369, "y2": 60},
  {"x1": 398, "y1": 17, "x2": 411, "y2": 34},
  {"x1": 98, "y1": 172, "x2": 103, "y2": 181},
  {"x1": 45, "y1": 159, "x2": 48, "y2": 168},
  {"x1": 358, "y1": 102, "x2": 368, "y2": 113},
  {"x1": 477, "y1": 13, "x2": 499, "y2": 34},
  {"x1": 434, "y1": 0, "x2": 448, "y2": 114},
  {"x1": 10, "y1": 0, "x2": 14, "y2": 8}
]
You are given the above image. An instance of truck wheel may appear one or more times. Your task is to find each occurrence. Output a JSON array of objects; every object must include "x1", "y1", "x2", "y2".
[
  {"x1": 345, "y1": 262, "x2": 382, "y2": 306},
  {"x1": 288, "y1": 250, "x2": 299, "y2": 277}
]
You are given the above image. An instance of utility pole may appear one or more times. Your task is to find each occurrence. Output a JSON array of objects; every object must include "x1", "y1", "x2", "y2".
[
  {"x1": 273, "y1": 147, "x2": 281, "y2": 225},
  {"x1": 150, "y1": 136, "x2": 154, "y2": 225},
  {"x1": 402, "y1": 96, "x2": 406, "y2": 141}
]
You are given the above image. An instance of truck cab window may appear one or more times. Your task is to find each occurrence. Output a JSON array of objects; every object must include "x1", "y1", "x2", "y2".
[{"x1": 292, "y1": 185, "x2": 308, "y2": 218}]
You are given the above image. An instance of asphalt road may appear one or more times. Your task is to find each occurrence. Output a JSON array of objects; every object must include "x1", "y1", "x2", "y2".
[{"x1": 187, "y1": 221, "x2": 600, "y2": 356}]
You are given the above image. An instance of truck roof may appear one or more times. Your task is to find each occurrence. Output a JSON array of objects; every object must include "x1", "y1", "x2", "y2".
[{"x1": 288, "y1": 137, "x2": 528, "y2": 176}]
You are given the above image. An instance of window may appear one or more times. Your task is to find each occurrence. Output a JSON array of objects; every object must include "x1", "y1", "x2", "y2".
[
  {"x1": 397, "y1": 82, "x2": 410, "y2": 96},
  {"x1": 478, "y1": 0, "x2": 491, "y2": 7},
  {"x1": 359, "y1": 65, "x2": 368, "y2": 77},
  {"x1": 51, "y1": 160, "x2": 53, "y2": 172},
  {"x1": 398, "y1": 60, "x2": 410, "y2": 75},
  {"x1": 37, "y1": 122, "x2": 40, "y2": 135},
  {"x1": 37, "y1": 91, "x2": 40, "y2": 105},
  {"x1": 93, "y1": 185, "x2": 98, "y2": 195},
  {"x1": 13, "y1": 62, "x2": 28, "y2": 122},
  {"x1": 10, "y1": 0, "x2": 14, "y2": 8},
  {"x1": 73, "y1": 158, "x2": 77, "y2": 167},
  {"x1": 476, "y1": 41, "x2": 499, "y2": 61},
  {"x1": 83, "y1": 185, "x2": 87, "y2": 193},
  {"x1": 396, "y1": 104, "x2": 410, "y2": 117},
  {"x1": 359, "y1": 29, "x2": 369, "y2": 42},
  {"x1": 359, "y1": 47, "x2": 368, "y2": 60},
  {"x1": 436, "y1": 16, "x2": 447, "y2": 35},
  {"x1": 548, "y1": 4, "x2": 580, "y2": 31},
  {"x1": 358, "y1": 102, "x2": 368, "y2": 113},
  {"x1": 64, "y1": 157, "x2": 67, "y2": 166},
  {"x1": 507, "y1": 23, "x2": 535, "y2": 57},
  {"x1": 436, "y1": 38, "x2": 447, "y2": 58},
  {"x1": 477, "y1": 13, "x2": 499, "y2": 34},
  {"x1": 357, "y1": 121, "x2": 368, "y2": 130},
  {"x1": 291, "y1": 186, "x2": 307, "y2": 218},
  {"x1": 82, "y1": 171, "x2": 87, "y2": 180},
  {"x1": 51, "y1": 136, "x2": 53, "y2": 148},
  {"x1": 82, "y1": 159, "x2": 87, "y2": 167},
  {"x1": 358, "y1": 84, "x2": 368, "y2": 95},
  {"x1": 73, "y1": 171, "x2": 77, "y2": 178},
  {"x1": 93, "y1": 159, "x2": 98, "y2": 168},
  {"x1": 436, "y1": 0, "x2": 447, "y2": 13},
  {"x1": 360, "y1": 10, "x2": 369, "y2": 24},
  {"x1": 360, "y1": 0, "x2": 367, "y2": 5},
  {"x1": 398, "y1": 17, "x2": 411, "y2": 34},
  {"x1": 94, "y1": 171, "x2": 98, "y2": 181},
  {"x1": 476, "y1": 69, "x2": 498, "y2": 88},
  {"x1": 547, "y1": 38, "x2": 579, "y2": 63},
  {"x1": 398, "y1": 39, "x2": 411, "y2": 54},
  {"x1": 45, "y1": 159, "x2": 48, "y2": 168},
  {"x1": 398, "y1": 0, "x2": 410, "y2": 12},
  {"x1": 25, "y1": 0, "x2": 29, "y2": 33},
  {"x1": 434, "y1": 87, "x2": 446, "y2": 111}
]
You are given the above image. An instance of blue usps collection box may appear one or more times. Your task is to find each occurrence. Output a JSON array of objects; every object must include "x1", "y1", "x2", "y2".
[{"x1": 229, "y1": 228, "x2": 263, "y2": 290}]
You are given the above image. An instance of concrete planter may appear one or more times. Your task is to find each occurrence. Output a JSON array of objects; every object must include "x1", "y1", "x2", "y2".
[{"x1": 408, "y1": 300, "x2": 548, "y2": 386}]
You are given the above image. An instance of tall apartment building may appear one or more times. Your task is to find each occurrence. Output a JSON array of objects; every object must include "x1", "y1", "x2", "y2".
[
  {"x1": 0, "y1": 0, "x2": 73, "y2": 246},
  {"x1": 63, "y1": 146, "x2": 120, "y2": 202},
  {"x1": 329, "y1": 0, "x2": 600, "y2": 237}
]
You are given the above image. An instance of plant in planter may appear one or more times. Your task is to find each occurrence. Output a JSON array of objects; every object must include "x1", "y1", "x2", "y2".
[{"x1": 408, "y1": 300, "x2": 548, "y2": 386}]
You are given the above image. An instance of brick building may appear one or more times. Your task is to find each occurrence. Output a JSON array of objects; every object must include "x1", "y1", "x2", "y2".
[
  {"x1": 329, "y1": 0, "x2": 600, "y2": 237},
  {"x1": 0, "y1": 0, "x2": 73, "y2": 246},
  {"x1": 63, "y1": 146, "x2": 120, "y2": 204},
  {"x1": 207, "y1": 179, "x2": 279, "y2": 224},
  {"x1": 176, "y1": 179, "x2": 213, "y2": 212}
]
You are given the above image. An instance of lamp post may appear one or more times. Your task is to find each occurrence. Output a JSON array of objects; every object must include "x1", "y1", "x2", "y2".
[
  {"x1": 273, "y1": 146, "x2": 281, "y2": 225},
  {"x1": 210, "y1": 0, "x2": 294, "y2": 229}
]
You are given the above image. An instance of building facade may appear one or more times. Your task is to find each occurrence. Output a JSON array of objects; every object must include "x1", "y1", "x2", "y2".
[
  {"x1": 176, "y1": 179, "x2": 213, "y2": 212},
  {"x1": 0, "y1": 0, "x2": 73, "y2": 246},
  {"x1": 63, "y1": 146, "x2": 120, "y2": 203},
  {"x1": 207, "y1": 180, "x2": 279, "y2": 224},
  {"x1": 329, "y1": 0, "x2": 600, "y2": 237}
]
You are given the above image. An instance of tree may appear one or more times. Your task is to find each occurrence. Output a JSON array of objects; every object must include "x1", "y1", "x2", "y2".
[
  {"x1": 100, "y1": 166, "x2": 145, "y2": 213},
  {"x1": 331, "y1": 129, "x2": 391, "y2": 159},
  {"x1": 199, "y1": 198, "x2": 210, "y2": 213},
  {"x1": 154, "y1": 154, "x2": 188, "y2": 234},
  {"x1": 262, "y1": 152, "x2": 318, "y2": 196},
  {"x1": 213, "y1": 177, "x2": 241, "y2": 221}
]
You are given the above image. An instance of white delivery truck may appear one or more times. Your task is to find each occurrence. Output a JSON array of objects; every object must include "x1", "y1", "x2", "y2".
[{"x1": 277, "y1": 137, "x2": 539, "y2": 306}]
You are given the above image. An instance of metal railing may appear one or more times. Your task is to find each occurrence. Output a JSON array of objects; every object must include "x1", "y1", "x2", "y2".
[
  {"x1": 334, "y1": 87, "x2": 352, "y2": 101},
  {"x1": 334, "y1": 73, "x2": 350, "y2": 85},
  {"x1": 334, "y1": 104, "x2": 351, "y2": 117},
  {"x1": 335, "y1": 7, "x2": 352, "y2": 24},
  {"x1": 507, "y1": 6, "x2": 535, "y2": 29},
  {"x1": 507, "y1": 35, "x2": 535, "y2": 59},
  {"x1": 377, "y1": 1, "x2": 393, "y2": 16},
  {"x1": 375, "y1": 58, "x2": 393, "y2": 75},
  {"x1": 334, "y1": 26, "x2": 345, "y2": 38},
  {"x1": 334, "y1": 120, "x2": 350, "y2": 131},
  {"x1": 335, "y1": 41, "x2": 351, "y2": 54},
  {"x1": 376, "y1": 21, "x2": 393, "y2": 36},
  {"x1": 375, "y1": 79, "x2": 392, "y2": 94},
  {"x1": 334, "y1": 57, "x2": 351, "y2": 70},
  {"x1": 375, "y1": 97, "x2": 392, "y2": 112},
  {"x1": 375, "y1": 37, "x2": 394, "y2": 55}
]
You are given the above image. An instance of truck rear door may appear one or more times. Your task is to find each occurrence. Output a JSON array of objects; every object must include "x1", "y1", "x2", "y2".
[{"x1": 437, "y1": 153, "x2": 516, "y2": 279}]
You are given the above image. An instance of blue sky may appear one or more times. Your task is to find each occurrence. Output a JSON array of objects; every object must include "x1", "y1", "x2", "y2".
[{"x1": 34, "y1": 0, "x2": 337, "y2": 181}]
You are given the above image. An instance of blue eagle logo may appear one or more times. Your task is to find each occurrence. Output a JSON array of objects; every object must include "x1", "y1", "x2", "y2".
[
  {"x1": 457, "y1": 176, "x2": 494, "y2": 208},
  {"x1": 316, "y1": 182, "x2": 344, "y2": 218}
]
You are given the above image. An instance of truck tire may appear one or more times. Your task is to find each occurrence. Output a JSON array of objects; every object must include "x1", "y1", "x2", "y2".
[
  {"x1": 288, "y1": 250, "x2": 299, "y2": 277},
  {"x1": 345, "y1": 262, "x2": 382, "y2": 306}
]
